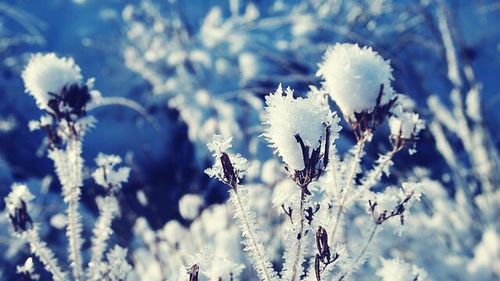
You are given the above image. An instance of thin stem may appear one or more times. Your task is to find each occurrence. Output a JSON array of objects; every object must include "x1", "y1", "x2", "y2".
[
  {"x1": 232, "y1": 189, "x2": 274, "y2": 281},
  {"x1": 329, "y1": 140, "x2": 365, "y2": 246},
  {"x1": 337, "y1": 224, "x2": 378, "y2": 281},
  {"x1": 25, "y1": 229, "x2": 67, "y2": 281},
  {"x1": 353, "y1": 224, "x2": 378, "y2": 265},
  {"x1": 66, "y1": 138, "x2": 84, "y2": 281},
  {"x1": 67, "y1": 198, "x2": 83, "y2": 281},
  {"x1": 345, "y1": 148, "x2": 398, "y2": 207},
  {"x1": 289, "y1": 189, "x2": 306, "y2": 281}
]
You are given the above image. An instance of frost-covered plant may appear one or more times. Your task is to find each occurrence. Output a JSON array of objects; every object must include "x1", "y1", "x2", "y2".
[
  {"x1": 4, "y1": 53, "x2": 133, "y2": 281},
  {"x1": 197, "y1": 42, "x2": 426, "y2": 280},
  {"x1": 317, "y1": 43, "x2": 396, "y2": 131}
]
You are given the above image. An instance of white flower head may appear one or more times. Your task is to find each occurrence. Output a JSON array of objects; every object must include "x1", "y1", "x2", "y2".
[
  {"x1": 22, "y1": 53, "x2": 83, "y2": 111},
  {"x1": 92, "y1": 153, "x2": 131, "y2": 191},
  {"x1": 317, "y1": 43, "x2": 395, "y2": 122},
  {"x1": 4, "y1": 183, "x2": 35, "y2": 217},
  {"x1": 205, "y1": 135, "x2": 247, "y2": 186},
  {"x1": 263, "y1": 84, "x2": 340, "y2": 171}
]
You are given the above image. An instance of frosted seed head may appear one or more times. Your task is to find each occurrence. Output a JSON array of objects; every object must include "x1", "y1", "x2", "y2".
[
  {"x1": 205, "y1": 135, "x2": 247, "y2": 187},
  {"x1": 4, "y1": 183, "x2": 34, "y2": 232},
  {"x1": 22, "y1": 53, "x2": 93, "y2": 119},
  {"x1": 317, "y1": 44, "x2": 396, "y2": 137},
  {"x1": 263, "y1": 84, "x2": 340, "y2": 187}
]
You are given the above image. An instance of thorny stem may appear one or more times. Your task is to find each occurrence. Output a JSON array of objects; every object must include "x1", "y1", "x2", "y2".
[
  {"x1": 26, "y1": 230, "x2": 66, "y2": 281},
  {"x1": 232, "y1": 188, "x2": 274, "y2": 281},
  {"x1": 289, "y1": 188, "x2": 307, "y2": 281},
  {"x1": 329, "y1": 139, "x2": 366, "y2": 246}
]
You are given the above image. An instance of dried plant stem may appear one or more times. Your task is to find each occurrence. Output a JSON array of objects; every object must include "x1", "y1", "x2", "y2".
[
  {"x1": 66, "y1": 139, "x2": 84, "y2": 281},
  {"x1": 289, "y1": 189, "x2": 307, "y2": 281},
  {"x1": 353, "y1": 224, "x2": 378, "y2": 265},
  {"x1": 67, "y1": 197, "x2": 83, "y2": 281},
  {"x1": 345, "y1": 149, "x2": 397, "y2": 207},
  {"x1": 330, "y1": 140, "x2": 365, "y2": 246},
  {"x1": 25, "y1": 229, "x2": 67, "y2": 281},
  {"x1": 231, "y1": 188, "x2": 275, "y2": 281}
]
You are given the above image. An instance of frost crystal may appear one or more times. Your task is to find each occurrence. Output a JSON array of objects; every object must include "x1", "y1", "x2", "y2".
[
  {"x1": 317, "y1": 43, "x2": 395, "y2": 120},
  {"x1": 263, "y1": 84, "x2": 339, "y2": 171},
  {"x1": 376, "y1": 258, "x2": 428, "y2": 281},
  {"x1": 389, "y1": 107, "x2": 425, "y2": 140},
  {"x1": 205, "y1": 135, "x2": 248, "y2": 183},
  {"x1": 22, "y1": 53, "x2": 83, "y2": 111},
  {"x1": 16, "y1": 257, "x2": 39, "y2": 280},
  {"x1": 4, "y1": 183, "x2": 35, "y2": 217},
  {"x1": 92, "y1": 153, "x2": 131, "y2": 190},
  {"x1": 178, "y1": 194, "x2": 204, "y2": 220}
]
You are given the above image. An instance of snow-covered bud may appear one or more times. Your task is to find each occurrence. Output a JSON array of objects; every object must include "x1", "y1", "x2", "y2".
[
  {"x1": 22, "y1": 53, "x2": 92, "y2": 119},
  {"x1": 263, "y1": 84, "x2": 340, "y2": 188},
  {"x1": 389, "y1": 106, "x2": 425, "y2": 154},
  {"x1": 92, "y1": 153, "x2": 131, "y2": 192},
  {"x1": 205, "y1": 135, "x2": 247, "y2": 189},
  {"x1": 317, "y1": 43, "x2": 396, "y2": 138},
  {"x1": 4, "y1": 184, "x2": 34, "y2": 232}
]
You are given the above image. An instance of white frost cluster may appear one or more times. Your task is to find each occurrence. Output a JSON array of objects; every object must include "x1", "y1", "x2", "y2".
[
  {"x1": 376, "y1": 258, "x2": 428, "y2": 281},
  {"x1": 16, "y1": 257, "x2": 39, "y2": 280},
  {"x1": 263, "y1": 84, "x2": 340, "y2": 171},
  {"x1": 94, "y1": 245, "x2": 133, "y2": 281},
  {"x1": 317, "y1": 43, "x2": 395, "y2": 120},
  {"x1": 4, "y1": 183, "x2": 34, "y2": 216},
  {"x1": 205, "y1": 135, "x2": 248, "y2": 182},
  {"x1": 92, "y1": 153, "x2": 131, "y2": 190},
  {"x1": 22, "y1": 53, "x2": 83, "y2": 111},
  {"x1": 389, "y1": 106, "x2": 425, "y2": 140},
  {"x1": 178, "y1": 194, "x2": 204, "y2": 220}
]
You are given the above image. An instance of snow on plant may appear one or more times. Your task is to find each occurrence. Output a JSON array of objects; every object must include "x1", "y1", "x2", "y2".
[
  {"x1": 3, "y1": 53, "x2": 133, "y2": 281},
  {"x1": 317, "y1": 43, "x2": 396, "y2": 137},
  {"x1": 199, "y1": 47, "x2": 425, "y2": 279},
  {"x1": 263, "y1": 84, "x2": 341, "y2": 172}
]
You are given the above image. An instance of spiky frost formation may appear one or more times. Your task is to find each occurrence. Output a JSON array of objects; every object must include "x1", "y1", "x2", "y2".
[
  {"x1": 317, "y1": 43, "x2": 395, "y2": 120},
  {"x1": 205, "y1": 135, "x2": 248, "y2": 183},
  {"x1": 92, "y1": 153, "x2": 131, "y2": 190},
  {"x1": 263, "y1": 84, "x2": 339, "y2": 171},
  {"x1": 389, "y1": 108, "x2": 425, "y2": 141},
  {"x1": 22, "y1": 53, "x2": 83, "y2": 111}
]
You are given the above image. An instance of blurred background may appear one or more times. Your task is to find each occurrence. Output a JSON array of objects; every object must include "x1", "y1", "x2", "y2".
[{"x1": 0, "y1": 0, "x2": 498, "y2": 279}]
